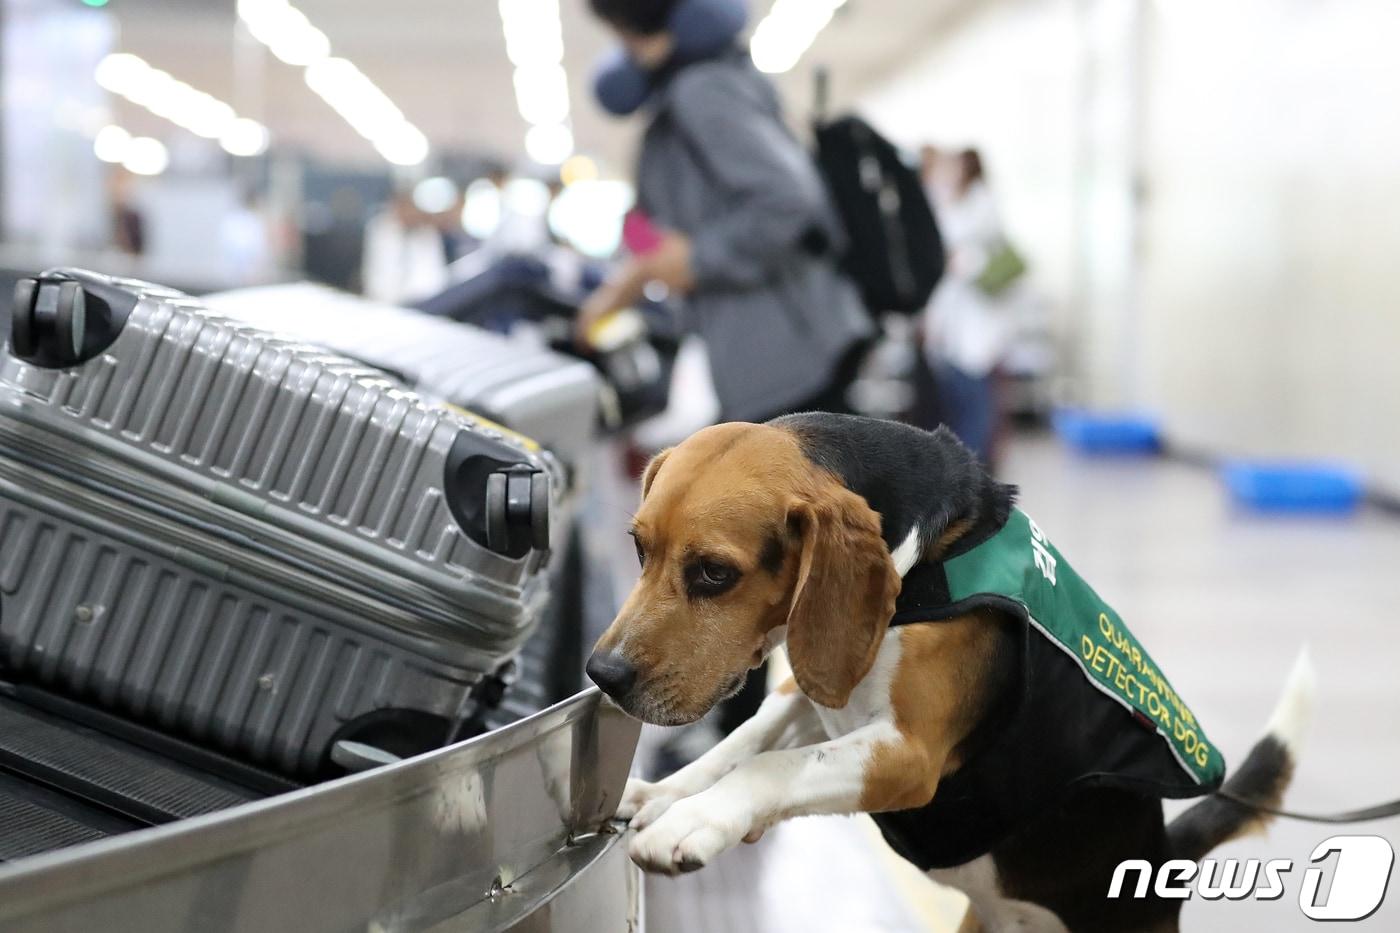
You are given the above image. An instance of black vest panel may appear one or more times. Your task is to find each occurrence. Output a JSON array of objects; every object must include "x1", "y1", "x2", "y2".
[{"x1": 870, "y1": 564, "x2": 1221, "y2": 872}]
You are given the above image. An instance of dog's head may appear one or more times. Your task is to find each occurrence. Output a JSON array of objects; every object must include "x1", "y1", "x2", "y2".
[{"x1": 586, "y1": 422, "x2": 901, "y2": 724}]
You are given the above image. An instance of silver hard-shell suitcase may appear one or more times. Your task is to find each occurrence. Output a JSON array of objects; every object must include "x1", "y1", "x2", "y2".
[
  {"x1": 0, "y1": 269, "x2": 559, "y2": 774},
  {"x1": 204, "y1": 283, "x2": 602, "y2": 467}
]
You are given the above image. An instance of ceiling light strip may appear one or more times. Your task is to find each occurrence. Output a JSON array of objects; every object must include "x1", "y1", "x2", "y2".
[
  {"x1": 95, "y1": 53, "x2": 269, "y2": 157},
  {"x1": 236, "y1": 0, "x2": 428, "y2": 166},
  {"x1": 497, "y1": 0, "x2": 574, "y2": 164},
  {"x1": 750, "y1": 0, "x2": 847, "y2": 75},
  {"x1": 93, "y1": 124, "x2": 170, "y2": 175}
]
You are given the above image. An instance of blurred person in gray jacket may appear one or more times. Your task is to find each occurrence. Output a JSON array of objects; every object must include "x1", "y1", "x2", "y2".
[
  {"x1": 582, "y1": 0, "x2": 872, "y2": 749},
  {"x1": 579, "y1": 0, "x2": 873, "y2": 425}
]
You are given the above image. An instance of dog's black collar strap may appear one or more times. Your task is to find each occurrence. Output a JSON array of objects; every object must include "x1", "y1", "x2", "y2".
[
  {"x1": 889, "y1": 502, "x2": 1019, "y2": 624},
  {"x1": 890, "y1": 563, "x2": 1028, "y2": 627},
  {"x1": 891, "y1": 562, "x2": 955, "y2": 621}
]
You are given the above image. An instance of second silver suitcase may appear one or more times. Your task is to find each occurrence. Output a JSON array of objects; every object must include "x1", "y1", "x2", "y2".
[{"x1": 205, "y1": 283, "x2": 602, "y2": 467}]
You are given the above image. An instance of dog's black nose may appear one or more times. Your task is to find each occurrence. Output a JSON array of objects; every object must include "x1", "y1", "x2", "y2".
[{"x1": 586, "y1": 651, "x2": 637, "y2": 699}]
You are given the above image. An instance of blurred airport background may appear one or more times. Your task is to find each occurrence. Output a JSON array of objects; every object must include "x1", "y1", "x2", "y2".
[
  {"x1": 1, "y1": 0, "x2": 1398, "y2": 930},
  {"x1": 5, "y1": 0, "x2": 1398, "y2": 491}
]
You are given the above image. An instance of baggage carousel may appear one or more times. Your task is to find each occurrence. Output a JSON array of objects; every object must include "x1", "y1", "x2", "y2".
[
  {"x1": 0, "y1": 686, "x2": 640, "y2": 932},
  {"x1": 0, "y1": 267, "x2": 641, "y2": 931}
]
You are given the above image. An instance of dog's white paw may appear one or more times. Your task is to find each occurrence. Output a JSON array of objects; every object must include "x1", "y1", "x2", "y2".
[
  {"x1": 616, "y1": 778, "x2": 654, "y2": 821},
  {"x1": 616, "y1": 778, "x2": 682, "y2": 824},
  {"x1": 627, "y1": 793, "x2": 753, "y2": 875},
  {"x1": 617, "y1": 775, "x2": 710, "y2": 829},
  {"x1": 630, "y1": 789, "x2": 689, "y2": 831}
]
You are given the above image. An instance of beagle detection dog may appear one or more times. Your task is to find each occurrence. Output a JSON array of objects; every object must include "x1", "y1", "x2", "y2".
[{"x1": 587, "y1": 414, "x2": 1313, "y2": 933}]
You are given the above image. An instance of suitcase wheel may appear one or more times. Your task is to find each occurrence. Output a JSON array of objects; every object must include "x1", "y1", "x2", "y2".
[
  {"x1": 484, "y1": 466, "x2": 551, "y2": 557},
  {"x1": 9, "y1": 278, "x2": 37, "y2": 357},
  {"x1": 54, "y1": 281, "x2": 87, "y2": 361},
  {"x1": 485, "y1": 472, "x2": 509, "y2": 552},
  {"x1": 8, "y1": 269, "x2": 138, "y2": 368},
  {"x1": 444, "y1": 434, "x2": 553, "y2": 559},
  {"x1": 529, "y1": 471, "x2": 550, "y2": 551}
]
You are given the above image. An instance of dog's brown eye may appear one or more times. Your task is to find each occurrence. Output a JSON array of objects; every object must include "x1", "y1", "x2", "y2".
[
  {"x1": 631, "y1": 534, "x2": 645, "y2": 567},
  {"x1": 700, "y1": 561, "x2": 733, "y2": 585},
  {"x1": 687, "y1": 559, "x2": 739, "y2": 597}
]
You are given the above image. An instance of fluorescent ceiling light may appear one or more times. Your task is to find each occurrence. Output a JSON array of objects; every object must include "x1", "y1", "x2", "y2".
[
  {"x1": 503, "y1": 22, "x2": 564, "y2": 68},
  {"x1": 498, "y1": 0, "x2": 573, "y2": 164},
  {"x1": 375, "y1": 124, "x2": 431, "y2": 167},
  {"x1": 500, "y1": 0, "x2": 565, "y2": 67},
  {"x1": 525, "y1": 123, "x2": 574, "y2": 165},
  {"x1": 304, "y1": 57, "x2": 405, "y2": 140},
  {"x1": 122, "y1": 136, "x2": 169, "y2": 176},
  {"x1": 751, "y1": 0, "x2": 847, "y2": 74},
  {"x1": 93, "y1": 124, "x2": 132, "y2": 163},
  {"x1": 238, "y1": 0, "x2": 330, "y2": 66},
  {"x1": 413, "y1": 176, "x2": 459, "y2": 214},
  {"x1": 462, "y1": 178, "x2": 502, "y2": 238},
  {"x1": 95, "y1": 52, "x2": 269, "y2": 157},
  {"x1": 94, "y1": 52, "x2": 147, "y2": 92},
  {"x1": 238, "y1": 0, "x2": 428, "y2": 166},
  {"x1": 513, "y1": 64, "x2": 571, "y2": 126},
  {"x1": 221, "y1": 118, "x2": 271, "y2": 157}
]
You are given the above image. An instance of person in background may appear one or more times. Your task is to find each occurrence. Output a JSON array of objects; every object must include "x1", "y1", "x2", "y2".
[
  {"x1": 480, "y1": 170, "x2": 556, "y2": 258},
  {"x1": 302, "y1": 186, "x2": 367, "y2": 293},
  {"x1": 580, "y1": 0, "x2": 873, "y2": 752},
  {"x1": 109, "y1": 170, "x2": 146, "y2": 257},
  {"x1": 362, "y1": 190, "x2": 451, "y2": 304},
  {"x1": 219, "y1": 189, "x2": 274, "y2": 285},
  {"x1": 904, "y1": 144, "x2": 948, "y2": 432},
  {"x1": 922, "y1": 147, "x2": 1013, "y2": 470},
  {"x1": 577, "y1": 0, "x2": 872, "y2": 427}
]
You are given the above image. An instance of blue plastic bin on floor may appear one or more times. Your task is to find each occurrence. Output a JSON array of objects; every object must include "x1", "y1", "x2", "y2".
[
  {"x1": 1221, "y1": 461, "x2": 1364, "y2": 515},
  {"x1": 1052, "y1": 409, "x2": 1161, "y2": 455}
]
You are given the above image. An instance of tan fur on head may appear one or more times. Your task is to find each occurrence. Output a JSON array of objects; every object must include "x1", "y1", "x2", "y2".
[
  {"x1": 590, "y1": 422, "x2": 902, "y2": 724},
  {"x1": 785, "y1": 483, "x2": 901, "y2": 708}
]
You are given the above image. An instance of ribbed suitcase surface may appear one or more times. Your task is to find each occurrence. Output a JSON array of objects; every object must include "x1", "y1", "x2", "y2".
[
  {"x1": 0, "y1": 269, "x2": 564, "y2": 774},
  {"x1": 2, "y1": 280, "x2": 550, "y2": 589},
  {"x1": 205, "y1": 284, "x2": 601, "y2": 467}
]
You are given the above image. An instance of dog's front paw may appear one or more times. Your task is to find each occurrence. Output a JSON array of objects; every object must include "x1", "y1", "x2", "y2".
[
  {"x1": 617, "y1": 778, "x2": 681, "y2": 825},
  {"x1": 627, "y1": 793, "x2": 753, "y2": 875},
  {"x1": 616, "y1": 778, "x2": 655, "y2": 821},
  {"x1": 617, "y1": 776, "x2": 703, "y2": 830}
]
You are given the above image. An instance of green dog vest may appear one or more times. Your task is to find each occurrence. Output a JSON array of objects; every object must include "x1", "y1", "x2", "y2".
[{"x1": 872, "y1": 508, "x2": 1226, "y2": 870}]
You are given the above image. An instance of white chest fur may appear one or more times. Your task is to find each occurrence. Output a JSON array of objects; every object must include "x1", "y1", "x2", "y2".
[
  {"x1": 813, "y1": 630, "x2": 904, "y2": 741},
  {"x1": 809, "y1": 524, "x2": 919, "y2": 740}
]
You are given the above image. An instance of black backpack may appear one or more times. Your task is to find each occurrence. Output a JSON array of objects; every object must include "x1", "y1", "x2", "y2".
[{"x1": 814, "y1": 113, "x2": 945, "y2": 316}]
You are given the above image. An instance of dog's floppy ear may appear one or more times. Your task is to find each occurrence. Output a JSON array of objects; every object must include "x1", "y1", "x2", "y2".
[
  {"x1": 785, "y1": 483, "x2": 901, "y2": 709},
  {"x1": 640, "y1": 448, "x2": 673, "y2": 501}
]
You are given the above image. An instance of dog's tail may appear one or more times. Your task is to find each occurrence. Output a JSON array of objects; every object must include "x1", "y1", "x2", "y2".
[{"x1": 1167, "y1": 647, "x2": 1316, "y2": 862}]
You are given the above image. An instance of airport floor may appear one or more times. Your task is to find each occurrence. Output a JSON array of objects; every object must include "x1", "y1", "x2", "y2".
[{"x1": 592, "y1": 432, "x2": 1400, "y2": 932}]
